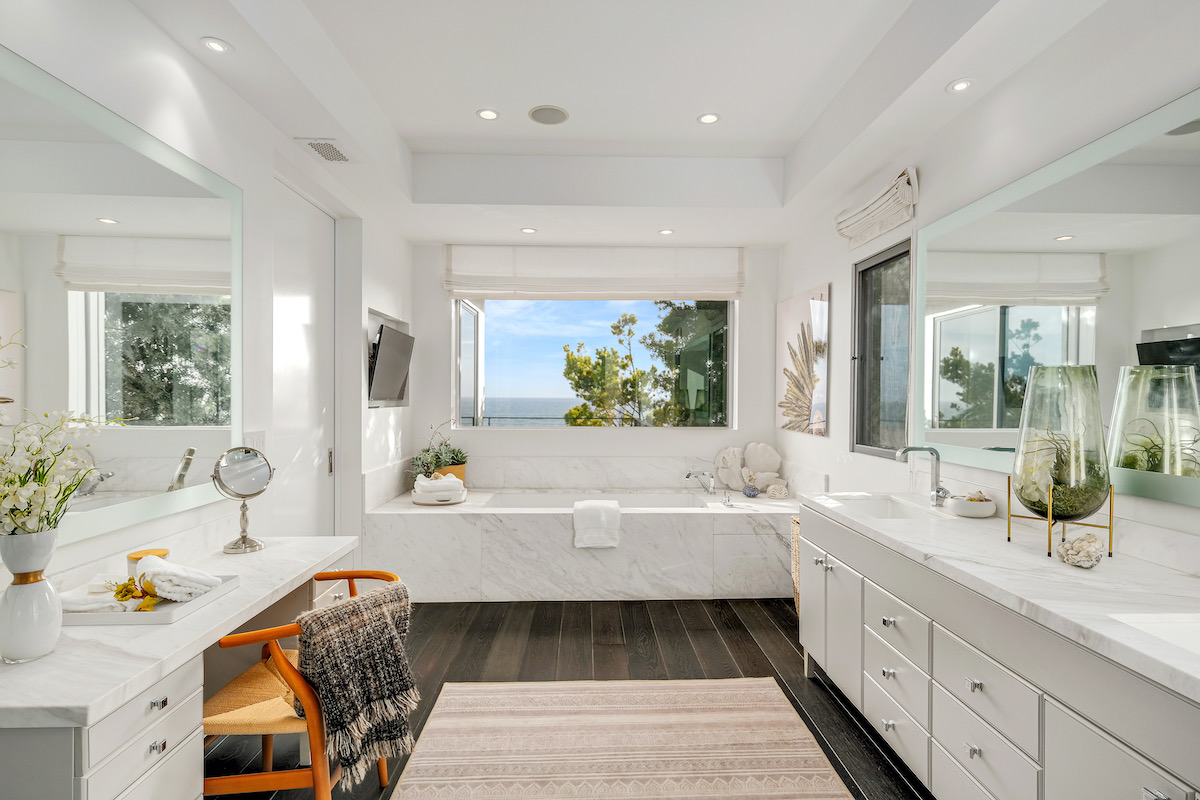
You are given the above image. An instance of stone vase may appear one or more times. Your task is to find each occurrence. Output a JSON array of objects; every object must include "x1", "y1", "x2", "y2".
[{"x1": 0, "y1": 528, "x2": 62, "y2": 664}]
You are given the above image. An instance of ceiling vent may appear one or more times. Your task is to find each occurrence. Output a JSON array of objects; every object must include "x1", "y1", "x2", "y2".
[{"x1": 295, "y1": 138, "x2": 350, "y2": 162}]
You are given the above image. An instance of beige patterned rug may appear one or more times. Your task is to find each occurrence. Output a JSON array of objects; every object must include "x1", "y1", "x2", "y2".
[{"x1": 392, "y1": 678, "x2": 852, "y2": 799}]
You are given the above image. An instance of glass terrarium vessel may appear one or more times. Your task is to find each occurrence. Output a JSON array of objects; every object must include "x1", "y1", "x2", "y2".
[
  {"x1": 1108, "y1": 365, "x2": 1200, "y2": 478},
  {"x1": 1011, "y1": 365, "x2": 1110, "y2": 522}
]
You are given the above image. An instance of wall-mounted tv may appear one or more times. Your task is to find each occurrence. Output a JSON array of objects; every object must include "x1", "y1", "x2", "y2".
[
  {"x1": 368, "y1": 324, "x2": 415, "y2": 404},
  {"x1": 1136, "y1": 337, "x2": 1200, "y2": 370}
]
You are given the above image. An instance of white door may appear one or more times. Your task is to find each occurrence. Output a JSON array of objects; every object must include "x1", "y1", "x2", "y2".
[
  {"x1": 824, "y1": 553, "x2": 864, "y2": 711},
  {"x1": 270, "y1": 180, "x2": 335, "y2": 535}
]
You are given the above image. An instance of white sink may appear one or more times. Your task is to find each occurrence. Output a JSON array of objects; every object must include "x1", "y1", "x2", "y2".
[
  {"x1": 813, "y1": 493, "x2": 947, "y2": 521},
  {"x1": 1110, "y1": 613, "x2": 1200, "y2": 658}
]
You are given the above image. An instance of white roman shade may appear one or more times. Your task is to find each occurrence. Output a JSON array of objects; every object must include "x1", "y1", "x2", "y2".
[
  {"x1": 926, "y1": 251, "x2": 1109, "y2": 306},
  {"x1": 835, "y1": 167, "x2": 918, "y2": 249},
  {"x1": 55, "y1": 236, "x2": 231, "y2": 294},
  {"x1": 444, "y1": 245, "x2": 744, "y2": 300}
]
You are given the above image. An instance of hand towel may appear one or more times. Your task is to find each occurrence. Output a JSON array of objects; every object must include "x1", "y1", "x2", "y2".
[
  {"x1": 86, "y1": 573, "x2": 127, "y2": 593},
  {"x1": 573, "y1": 499, "x2": 621, "y2": 548},
  {"x1": 60, "y1": 587, "x2": 139, "y2": 613},
  {"x1": 135, "y1": 554, "x2": 222, "y2": 602},
  {"x1": 413, "y1": 473, "x2": 464, "y2": 496}
]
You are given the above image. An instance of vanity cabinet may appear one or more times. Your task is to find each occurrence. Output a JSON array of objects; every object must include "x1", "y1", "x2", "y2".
[{"x1": 793, "y1": 525, "x2": 863, "y2": 710}]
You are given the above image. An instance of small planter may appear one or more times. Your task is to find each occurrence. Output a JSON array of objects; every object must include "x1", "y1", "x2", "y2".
[{"x1": 434, "y1": 464, "x2": 466, "y2": 483}]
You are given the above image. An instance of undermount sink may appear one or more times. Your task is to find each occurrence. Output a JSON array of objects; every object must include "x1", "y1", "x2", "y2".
[
  {"x1": 813, "y1": 493, "x2": 948, "y2": 520},
  {"x1": 1110, "y1": 613, "x2": 1200, "y2": 659}
]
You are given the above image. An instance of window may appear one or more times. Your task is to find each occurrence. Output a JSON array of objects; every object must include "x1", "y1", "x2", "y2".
[
  {"x1": 852, "y1": 241, "x2": 911, "y2": 456},
  {"x1": 71, "y1": 291, "x2": 232, "y2": 426},
  {"x1": 456, "y1": 299, "x2": 730, "y2": 428}
]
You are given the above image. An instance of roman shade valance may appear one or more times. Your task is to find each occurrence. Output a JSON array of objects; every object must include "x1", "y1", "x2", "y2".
[
  {"x1": 444, "y1": 245, "x2": 744, "y2": 300},
  {"x1": 835, "y1": 167, "x2": 918, "y2": 249},
  {"x1": 925, "y1": 251, "x2": 1108, "y2": 306},
  {"x1": 55, "y1": 236, "x2": 232, "y2": 295}
]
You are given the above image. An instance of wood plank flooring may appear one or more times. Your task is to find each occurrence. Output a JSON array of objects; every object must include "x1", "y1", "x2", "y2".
[{"x1": 204, "y1": 599, "x2": 932, "y2": 800}]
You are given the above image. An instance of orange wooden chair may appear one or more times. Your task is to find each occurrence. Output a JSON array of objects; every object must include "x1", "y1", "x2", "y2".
[{"x1": 202, "y1": 570, "x2": 401, "y2": 799}]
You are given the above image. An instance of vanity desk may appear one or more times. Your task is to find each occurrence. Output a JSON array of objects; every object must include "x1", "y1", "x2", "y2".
[{"x1": 0, "y1": 536, "x2": 356, "y2": 800}]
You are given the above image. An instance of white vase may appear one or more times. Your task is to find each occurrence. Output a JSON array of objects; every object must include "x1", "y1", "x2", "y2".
[{"x1": 0, "y1": 528, "x2": 62, "y2": 664}]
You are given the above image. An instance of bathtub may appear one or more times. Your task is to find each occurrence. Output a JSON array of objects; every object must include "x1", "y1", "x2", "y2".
[{"x1": 485, "y1": 491, "x2": 705, "y2": 509}]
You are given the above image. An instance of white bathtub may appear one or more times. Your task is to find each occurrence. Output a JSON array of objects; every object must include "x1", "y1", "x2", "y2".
[{"x1": 485, "y1": 491, "x2": 705, "y2": 509}]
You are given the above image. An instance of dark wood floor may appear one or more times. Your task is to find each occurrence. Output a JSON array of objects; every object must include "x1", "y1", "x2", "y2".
[{"x1": 205, "y1": 599, "x2": 932, "y2": 800}]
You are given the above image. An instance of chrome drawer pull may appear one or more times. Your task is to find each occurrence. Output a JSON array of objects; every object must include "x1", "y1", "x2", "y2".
[
  {"x1": 965, "y1": 743, "x2": 982, "y2": 760},
  {"x1": 880, "y1": 668, "x2": 896, "y2": 680},
  {"x1": 149, "y1": 695, "x2": 169, "y2": 711},
  {"x1": 332, "y1": 592, "x2": 345, "y2": 602},
  {"x1": 882, "y1": 719, "x2": 896, "y2": 732},
  {"x1": 965, "y1": 677, "x2": 984, "y2": 693},
  {"x1": 823, "y1": 563, "x2": 834, "y2": 572},
  {"x1": 1141, "y1": 790, "x2": 1169, "y2": 800},
  {"x1": 149, "y1": 739, "x2": 168, "y2": 756},
  {"x1": 812, "y1": 557, "x2": 825, "y2": 566},
  {"x1": 881, "y1": 616, "x2": 897, "y2": 628}
]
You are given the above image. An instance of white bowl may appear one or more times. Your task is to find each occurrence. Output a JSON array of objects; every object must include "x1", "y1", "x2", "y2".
[{"x1": 945, "y1": 497, "x2": 996, "y2": 518}]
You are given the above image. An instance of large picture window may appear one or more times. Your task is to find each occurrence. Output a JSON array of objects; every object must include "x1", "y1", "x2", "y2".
[
  {"x1": 852, "y1": 241, "x2": 911, "y2": 456},
  {"x1": 456, "y1": 299, "x2": 730, "y2": 428}
]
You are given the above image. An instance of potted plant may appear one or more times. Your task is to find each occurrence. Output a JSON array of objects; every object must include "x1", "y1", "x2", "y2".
[{"x1": 411, "y1": 421, "x2": 468, "y2": 482}]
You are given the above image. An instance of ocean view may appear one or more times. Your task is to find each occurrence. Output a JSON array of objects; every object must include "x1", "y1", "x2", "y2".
[{"x1": 460, "y1": 397, "x2": 579, "y2": 427}]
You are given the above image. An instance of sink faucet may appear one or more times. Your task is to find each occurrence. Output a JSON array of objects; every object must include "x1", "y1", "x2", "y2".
[
  {"x1": 686, "y1": 470, "x2": 716, "y2": 495},
  {"x1": 895, "y1": 446, "x2": 950, "y2": 507},
  {"x1": 167, "y1": 447, "x2": 196, "y2": 492},
  {"x1": 77, "y1": 470, "x2": 114, "y2": 497}
]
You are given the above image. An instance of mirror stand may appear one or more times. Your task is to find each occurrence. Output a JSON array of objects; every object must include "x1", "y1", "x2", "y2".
[
  {"x1": 224, "y1": 500, "x2": 265, "y2": 554},
  {"x1": 212, "y1": 447, "x2": 274, "y2": 555}
]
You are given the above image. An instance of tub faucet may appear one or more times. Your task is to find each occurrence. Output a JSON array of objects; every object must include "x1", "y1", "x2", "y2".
[
  {"x1": 896, "y1": 446, "x2": 950, "y2": 507},
  {"x1": 77, "y1": 470, "x2": 114, "y2": 497},
  {"x1": 686, "y1": 470, "x2": 716, "y2": 495},
  {"x1": 167, "y1": 447, "x2": 196, "y2": 492}
]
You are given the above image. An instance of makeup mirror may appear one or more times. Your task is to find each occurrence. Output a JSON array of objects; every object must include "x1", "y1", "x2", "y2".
[{"x1": 212, "y1": 447, "x2": 273, "y2": 554}]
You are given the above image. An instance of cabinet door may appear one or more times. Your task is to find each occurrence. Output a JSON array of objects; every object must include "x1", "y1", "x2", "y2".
[
  {"x1": 795, "y1": 535, "x2": 826, "y2": 668},
  {"x1": 824, "y1": 554, "x2": 863, "y2": 710}
]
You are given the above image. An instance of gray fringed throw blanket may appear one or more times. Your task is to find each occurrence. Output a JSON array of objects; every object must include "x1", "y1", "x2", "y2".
[{"x1": 294, "y1": 581, "x2": 420, "y2": 789}]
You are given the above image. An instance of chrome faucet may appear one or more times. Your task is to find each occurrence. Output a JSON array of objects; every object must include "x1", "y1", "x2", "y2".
[
  {"x1": 77, "y1": 470, "x2": 114, "y2": 497},
  {"x1": 686, "y1": 470, "x2": 716, "y2": 495},
  {"x1": 896, "y1": 446, "x2": 950, "y2": 507},
  {"x1": 167, "y1": 447, "x2": 196, "y2": 492}
]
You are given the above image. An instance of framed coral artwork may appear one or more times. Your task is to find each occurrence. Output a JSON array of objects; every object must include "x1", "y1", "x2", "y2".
[{"x1": 776, "y1": 286, "x2": 829, "y2": 435}]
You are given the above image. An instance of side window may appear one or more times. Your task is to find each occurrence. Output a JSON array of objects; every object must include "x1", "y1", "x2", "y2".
[
  {"x1": 457, "y1": 300, "x2": 482, "y2": 427},
  {"x1": 852, "y1": 241, "x2": 911, "y2": 456}
]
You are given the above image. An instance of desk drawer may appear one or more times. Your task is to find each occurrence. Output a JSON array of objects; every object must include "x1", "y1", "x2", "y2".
[
  {"x1": 115, "y1": 726, "x2": 204, "y2": 800},
  {"x1": 83, "y1": 655, "x2": 203, "y2": 770},
  {"x1": 864, "y1": 673, "x2": 930, "y2": 788},
  {"x1": 932, "y1": 684, "x2": 1039, "y2": 800},
  {"x1": 864, "y1": 579, "x2": 930, "y2": 671},
  {"x1": 932, "y1": 740, "x2": 997, "y2": 800},
  {"x1": 864, "y1": 626, "x2": 930, "y2": 730},
  {"x1": 933, "y1": 625, "x2": 1040, "y2": 759}
]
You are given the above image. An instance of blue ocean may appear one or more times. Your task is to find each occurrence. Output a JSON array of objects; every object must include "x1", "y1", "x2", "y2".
[{"x1": 460, "y1": 397, "x2": 579, "y2": 427}]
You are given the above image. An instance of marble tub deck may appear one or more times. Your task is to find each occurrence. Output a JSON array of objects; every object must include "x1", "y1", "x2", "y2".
[{"x1": 365, "y1": 490, "x2": 799, "y2": 602}]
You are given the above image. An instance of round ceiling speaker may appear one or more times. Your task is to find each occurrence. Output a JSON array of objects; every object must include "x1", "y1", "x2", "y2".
[{"x1": 529, "y1": 105, "x2": 569, "y2": 125}]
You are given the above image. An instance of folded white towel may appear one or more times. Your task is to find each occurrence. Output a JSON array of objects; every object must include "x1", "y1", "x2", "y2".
[
  {"x1": 414, "y1": 473, "x2": 465, "y2": 495},
  {"x1": 573, "y1": 500, "x2": 621, "y2": 548},
  {"x1": 136, "y1": 555, "x2": 222, "y2": 602},
  {"x1": 60, "y1": 588, "x2": 139, "y2": 613},
  {"x1": 86, "y1": 573, "x2": 127, "y2": 593}
]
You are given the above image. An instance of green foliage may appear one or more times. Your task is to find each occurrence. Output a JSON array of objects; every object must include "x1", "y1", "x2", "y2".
[
  {"x1": 410, "y1": 421, "x2": 467, "y2": 478},
  {"x1": 937, "y1": 316, "x2": 1043, "y2": 429},
  {"x1": 1115, "y1": 419, "x2": 1200, "y2": 476}
]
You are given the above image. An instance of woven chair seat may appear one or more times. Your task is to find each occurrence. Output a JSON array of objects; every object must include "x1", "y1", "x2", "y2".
[{"x1": 203, "y1": 649, "x2": 308, "y2": 736}]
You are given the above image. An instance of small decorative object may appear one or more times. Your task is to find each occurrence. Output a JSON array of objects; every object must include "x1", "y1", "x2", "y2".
[
  {"x1": 945, "y1": 491, "x2": 996, "y2": 518},
  {"x1": 211, "y1": 447, "x2": 274, "y2": 554},
  {"x1": 411, "y1": 420, "x2": 468, "y2": 482},
  {"x1": 743, "y1": 442, "x2": 783, "y2": 475},
  {"x1": 766, "y1": 484, "x2": 789, "y2": 500},
  {"x1": 741, "y1": 484, "x2": 760, "y2": 498},
  {"x1": 776, "y1": 287, "x2": 830, "y2": 436},
  {"x1": 742, "y1": 467, "x2": 786, "y2": 491},
  {"x1": 714, "y1": 446, "x2": 744, "y2": 490},
  {"x1": 1108, "y1": 365, "x2": 1200, "y2": 476},
  {"x1": 1056, "y1": 533, "x2": 1105, "y2": 569}
]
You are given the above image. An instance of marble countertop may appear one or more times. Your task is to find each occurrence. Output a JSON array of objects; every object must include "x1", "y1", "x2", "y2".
[
  {"x1": 0, "y1": 536, "x2": 356, "y2": 728},
  {"x1": 799, "y1": 492, "x2": 1200, "y2": 707},
  {"x1": 373, "y1": 489, "x2": 799, "y2": 515}
]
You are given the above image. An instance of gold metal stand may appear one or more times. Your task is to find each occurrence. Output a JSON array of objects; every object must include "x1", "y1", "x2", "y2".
[{"x1": 1007, "y1": 476, "x2": 1114, "y2": 558}]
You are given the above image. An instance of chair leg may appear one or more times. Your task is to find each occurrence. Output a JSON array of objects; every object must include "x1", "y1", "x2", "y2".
[
  {"x1": 262, "y1": 734, "x2": 274, "y2": 772},
  {"x1": 309, "y1": 732, "x2": 332, "y2": 800},
  {"x1": 377, "y1": 757, "x2": 388, "y2": 787},
  {"x1": 298, "y1": 734, "x2": 311, "y2": 766}
]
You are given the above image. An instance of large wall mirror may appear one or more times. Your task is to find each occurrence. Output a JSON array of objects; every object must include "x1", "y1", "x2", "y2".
[
  {"x1": 915, "y1": 83, "x2": 1200, "y2": 506},
  {"x1": 0, "y1": 45, "x2": 242, "y2": 544}
]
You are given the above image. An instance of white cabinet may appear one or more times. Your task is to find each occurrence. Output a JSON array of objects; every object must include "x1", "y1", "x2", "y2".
[{"x1": 793, "y1": 527, "x2": 863, "y2": 710}]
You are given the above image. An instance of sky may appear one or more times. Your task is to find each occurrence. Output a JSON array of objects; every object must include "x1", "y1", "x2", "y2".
[{"x1": 483, "y1": 299, "x2": 661, "y2": 398}]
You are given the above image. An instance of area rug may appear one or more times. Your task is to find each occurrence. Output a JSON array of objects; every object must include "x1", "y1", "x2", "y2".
[{"x1": 391, "y1": 678, "x2": 852, "y2": 799}]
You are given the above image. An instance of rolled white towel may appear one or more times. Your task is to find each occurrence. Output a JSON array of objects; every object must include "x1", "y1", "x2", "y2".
[
  {"x1": 136, "y1": 555, "x2": 222, "y2": 602},
  {"x1": 414, "y1": 473, "x2": 465, "y2": 496},
  {"x1": 86, "y1": 573, "x2": 128, "y2": 593},
  {"x1": 60, "y1": 587, "x2": 139, "y2": 613}
]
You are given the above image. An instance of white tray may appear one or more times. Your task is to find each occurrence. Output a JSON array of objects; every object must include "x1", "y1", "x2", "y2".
[{"x1": 62, "y1": 575, "x2": 240, "y2": 625}]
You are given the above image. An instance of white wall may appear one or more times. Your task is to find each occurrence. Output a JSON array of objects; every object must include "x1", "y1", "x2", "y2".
[{"x1": 1131, "y1": 232, "x2": 1200, "y2": 336}]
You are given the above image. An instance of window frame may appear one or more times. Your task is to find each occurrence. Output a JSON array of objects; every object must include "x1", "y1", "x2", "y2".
[{"x1": 454, "y1": 299, "x2": 484, "y2": 427}]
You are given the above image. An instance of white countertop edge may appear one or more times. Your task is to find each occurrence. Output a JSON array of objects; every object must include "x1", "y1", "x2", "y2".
[{"x1": 370, "y1": 489, "x2": 799, "y2": 515}]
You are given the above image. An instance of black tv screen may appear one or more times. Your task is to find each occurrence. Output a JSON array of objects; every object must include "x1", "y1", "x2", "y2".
[
  {"x1": 368, "y1": 325, "x2": 415, "y2": 403},
  {"x1": 1137, "y1": 338, "x2": 1200, "y2": 369}
]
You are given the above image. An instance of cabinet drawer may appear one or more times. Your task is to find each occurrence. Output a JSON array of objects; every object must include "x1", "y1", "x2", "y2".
[
  {"x1": 864, "y1": 579, "x2": 930, "y2": 671},
  {"x1": 863, "y1": 674, "x2": 930, "y2": 788},
  {"x1": 83, "y1": 655, "x2": 203, "y2": 770},
  {"x1": 1044, "y1": 699, "x2": 1196, "y2": 800},
  {"x1": 933, "y1": 625, "x2": 1040, "y2": 759},
  {"x1": 114, "y1": 726, "x2": 204, "y2": 800},
  {"x1": 932, "y1": 684, "x2": 1039, "y2": 800},
  {"x1": 932, "y1": 740, "x2": 997, "y2": 800},
  {"x1": 864, "y1": 626, "x2": 930, "y2": 729},
  {"x1": 82, "y1": 689, "x2": 203, "y2": 800}
]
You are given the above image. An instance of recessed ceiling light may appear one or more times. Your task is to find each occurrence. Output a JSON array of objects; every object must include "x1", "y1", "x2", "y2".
[
  {"x1": 477, "y1": 109, "x2": 499, "y2": 120},
  {"x1": 658, "y1": 229, "x2": 675, "y2": 235},
  {"x1": 1055, "y1": 235, "x2": 1075, "y2": 241},
  {"x1": 697, "y1": 113, "x2": 720, "y2": 124},
  {"x1": 945, "y1": 78, "x2": 974, "y2": 94},
  {"x1": 200, "y1": 37, "x2": 233, "y2": 54},
  {"x1": 529, "y1": 105, "x2": 569, "y2": 125},
  {"x1": 520, "y1": 228, "x2": 537, "y2": 234},
  {"x1": 96, "y1": 218, "x2": 119, "y2": 225}
]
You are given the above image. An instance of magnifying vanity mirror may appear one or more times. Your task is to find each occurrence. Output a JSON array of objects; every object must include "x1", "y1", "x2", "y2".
[
  {"x1": 212, "y1": 448, "x2": 273, "y2": 554},
  {"x1": 915, "y1": 83, "x2": 1200, "y2": 507},
  {"x1": 0, "y1": 45, "x2": 242, "y2": 545}
]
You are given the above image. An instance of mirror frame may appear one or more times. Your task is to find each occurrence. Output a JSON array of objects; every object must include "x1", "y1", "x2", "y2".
[
  {"x1": 0, "y1": 45, "x2": 243, "y2": 546},
  {"x1": 914, "y1": 84, "x2": 1200, "y2": 480}
]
